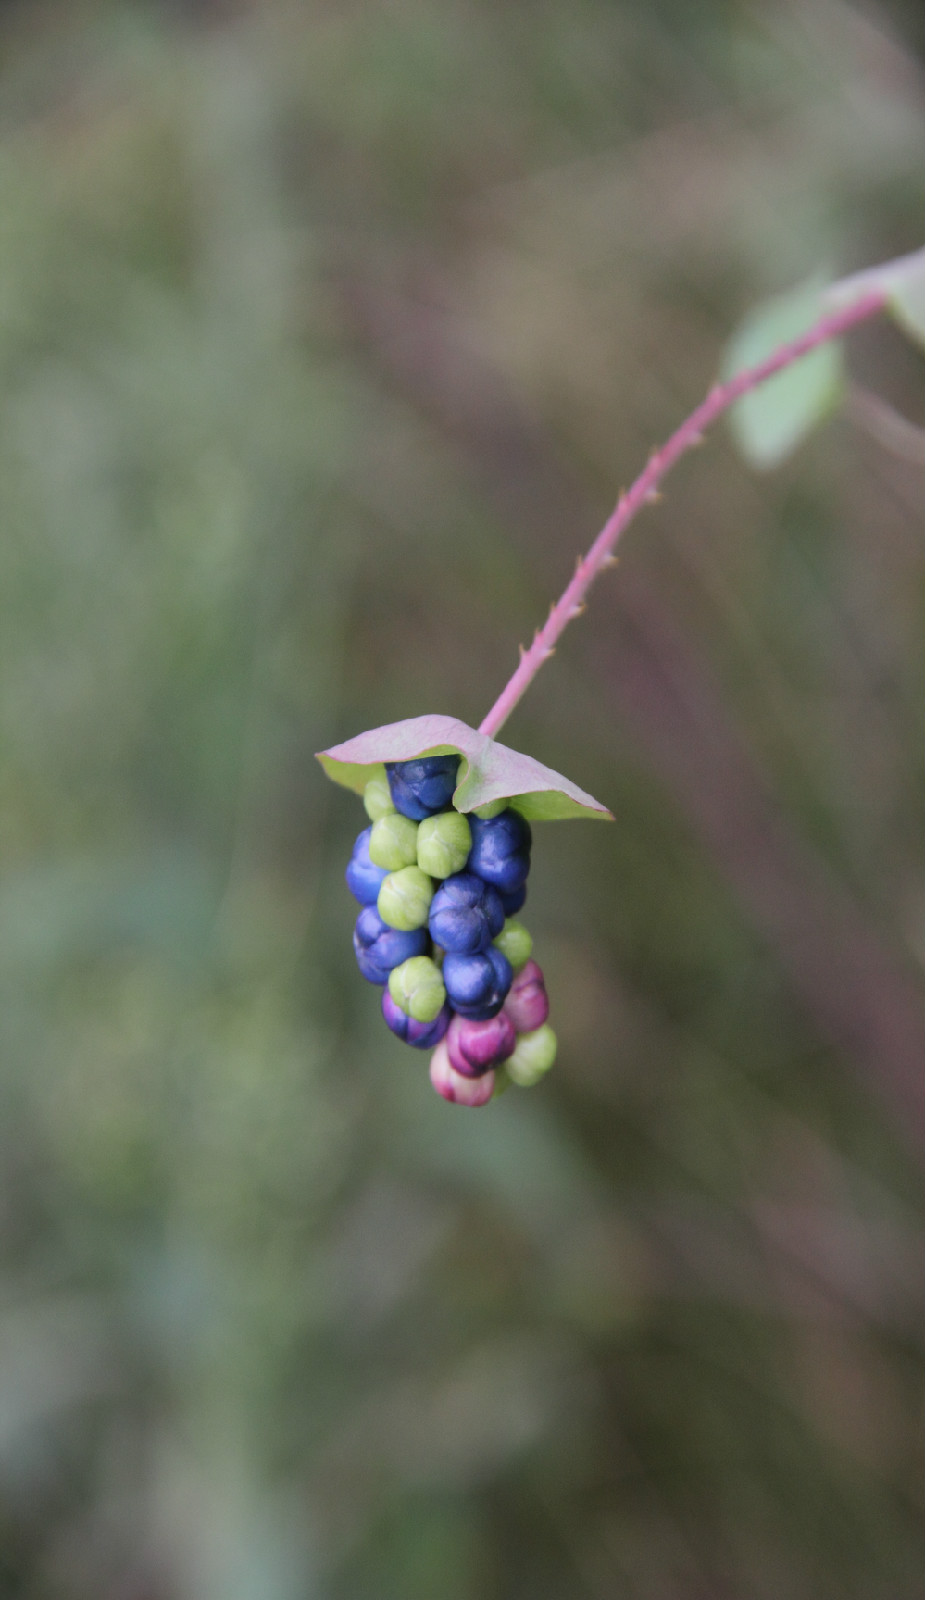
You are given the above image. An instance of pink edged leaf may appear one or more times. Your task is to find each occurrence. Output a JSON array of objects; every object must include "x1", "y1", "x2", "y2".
[{"x1": 317, "y1": 715, "x2": 613, "y2": 821}]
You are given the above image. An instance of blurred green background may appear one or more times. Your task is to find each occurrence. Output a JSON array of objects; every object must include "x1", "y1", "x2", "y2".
[{"x1": 0, "y1": 2, "x2": 922, "y2": 1596}]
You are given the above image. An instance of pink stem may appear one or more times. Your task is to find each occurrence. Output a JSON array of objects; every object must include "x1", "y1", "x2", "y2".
[{"x1": 479, "y1": 288, "x2": 886, "y2": 740}]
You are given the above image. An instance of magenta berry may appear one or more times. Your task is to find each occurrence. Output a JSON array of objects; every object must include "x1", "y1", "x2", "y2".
[
  {"x1": 429, "y1": 1041, "x2": 495, "y2": 1106},
  {"x1": 446, "y1": 1011, "x2": 516, "y2": 1077},
  {"x1": 503, "y1": 958, "x2": 549, "y2": 1033}
]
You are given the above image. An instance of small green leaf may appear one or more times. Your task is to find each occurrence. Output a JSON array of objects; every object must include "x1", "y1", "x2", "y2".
[
  {"x1": 317, "y1": 715, "x2": 613, "y2": 822},
  {"x1": 825, "y1": 246, "x2": 925, "y2": 350},
  {"x1": 723, "y1": 278, "x2": 844, "y2": 468}
]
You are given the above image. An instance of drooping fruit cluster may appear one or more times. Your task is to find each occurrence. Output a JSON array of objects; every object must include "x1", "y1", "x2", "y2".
[{"x1": 345, "y1": 755, "x2": 557, "y2": 1105}]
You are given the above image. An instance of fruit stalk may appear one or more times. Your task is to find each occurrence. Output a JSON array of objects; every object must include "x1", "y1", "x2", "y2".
[{"x1": 478, "y1": 288, "x2": 886, "y2": 740}]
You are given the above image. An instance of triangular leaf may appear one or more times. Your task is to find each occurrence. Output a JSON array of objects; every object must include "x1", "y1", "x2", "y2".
[
  {"x1": 317, "y1": 715, "x2": 613, "y2": 821},
  {"x1": 723, "y1": 277, "x2": 845, "y2": 468},
  {"x1": 824, "y1": 246, "x2": 925, "y2": 350}
]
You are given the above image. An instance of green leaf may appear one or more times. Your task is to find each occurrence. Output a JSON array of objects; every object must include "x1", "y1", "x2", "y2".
[
  {"x1": 824, "y1": 246, "x2": 925, "y2": 350},
  {"x1": 317, "y1": 715, "x2": 613, "y2": 821},
  {"x1": 723, "y1": 278, "x2": 844, "y2": 468}
]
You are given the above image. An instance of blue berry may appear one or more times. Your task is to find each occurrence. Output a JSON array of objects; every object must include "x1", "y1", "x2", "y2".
[
  {"x1": 353, "y1": 905, "x2": 428, "y2": 985},
  {"x1": 386, "y1": 756, "x2": 460, "y2": 821},
  {"x1": 429, "y1": 871, "x2": 504, "y2": 955},
  {"x1": 345, "y1": 826, "x2": 389, "y2": 905},
  {"x1": 381, "y1": 989, "x2": 451, "y2": 1049},
  {"x1": 467, "y1": 809, "x2": 532, "y2": 894},
  {"x1": 443, "y1": 944, "x2": 513, "y2": 1020},
  {"x1": 499, "y1": 882, "x2": 527, "y2": 916}
]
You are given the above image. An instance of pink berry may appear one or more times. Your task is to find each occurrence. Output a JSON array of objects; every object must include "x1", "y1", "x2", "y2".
[
  {"x1": 446, "y1": 1011, "x2": 516, "y2": 1077},
  {"x1": 503, "y1": 958, "x2": 549, "y2": 1033},
  {"x1": 430, "y1": 1041, "x2": 495, "y2": 1106}
]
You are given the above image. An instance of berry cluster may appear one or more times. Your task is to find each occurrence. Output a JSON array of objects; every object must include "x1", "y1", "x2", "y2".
[{"x1": 345, "y1": 755, "x2": 557, "y2": 1105}]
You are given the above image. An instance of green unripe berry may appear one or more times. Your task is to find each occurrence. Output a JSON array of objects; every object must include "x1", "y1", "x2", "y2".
[
  {"x1": 369, "y1": 813, "x2": 419, "y2": 870},
  {"x1": 473, "y1": 798, "x2": 506, "y2": 819},
  {"x1": 492, "y1": 917, "x2": 532, "y2": 972},
  {"x1": 377, "y1": 866, "x2": 433, "y2": 931},
  {"x1": 492, "y1": 1066, "x2": 512, "y2": 1098},
  {"x1": 505, "y1": 1024, "x2": 557, "y2": 1087},
  {"x1": 363, "y1": 768, "x2": 395, "y2": 821},
  {"x1": 417, "y1": 810, "x2": 471, "y2": 878},
  {"x1": 388, "y1": 956, "x2": 446, "y2": 1022}
]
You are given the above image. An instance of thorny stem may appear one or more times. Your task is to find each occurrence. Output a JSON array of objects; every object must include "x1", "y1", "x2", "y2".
[{"x1": 479, "y1": 288, "x2": 886, "y2": 740}]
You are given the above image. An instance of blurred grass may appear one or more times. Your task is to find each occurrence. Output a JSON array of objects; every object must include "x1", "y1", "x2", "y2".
[{"x1": 0, "y1": 2, "x2": 922, "y2": 1597}]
